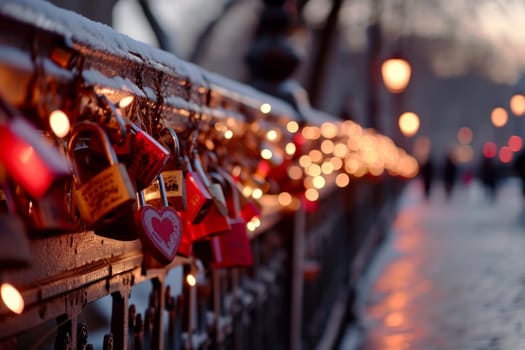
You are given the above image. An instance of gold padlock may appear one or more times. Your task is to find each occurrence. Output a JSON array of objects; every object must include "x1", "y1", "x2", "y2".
[
  {"x1": 144, "y1": 128, "x2": 186, "y2": 211},
  {"x1": 67, "y1": 121, "x2": 136, "y2": 237}
]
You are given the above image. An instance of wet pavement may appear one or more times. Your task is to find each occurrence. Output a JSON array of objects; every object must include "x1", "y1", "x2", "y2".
[{"x1": 342, "y1": 178, "x2": 525, "y2": 350}]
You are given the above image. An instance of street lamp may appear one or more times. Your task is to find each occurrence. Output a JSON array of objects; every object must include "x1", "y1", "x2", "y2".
[{"x1": 381, "y1": 55, "x2": 412, "y2": 94}]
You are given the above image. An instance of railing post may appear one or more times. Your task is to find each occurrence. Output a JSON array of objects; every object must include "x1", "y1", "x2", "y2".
[
  {"x1": 111, "y1": 291, "x2": 129, "y2": 350},
  {"x1": 290, "y1": 202, "x2": 305, "y2": 350}
]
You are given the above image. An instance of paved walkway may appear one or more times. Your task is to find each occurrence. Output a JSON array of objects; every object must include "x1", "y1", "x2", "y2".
[{"x1": 343, "y1": 178, "x2": 525, "y2": 350}]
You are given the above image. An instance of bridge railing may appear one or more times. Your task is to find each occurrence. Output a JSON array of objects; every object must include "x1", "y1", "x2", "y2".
[{"x1": 0, "y1": 1, "x2": 416, "y2": 349}]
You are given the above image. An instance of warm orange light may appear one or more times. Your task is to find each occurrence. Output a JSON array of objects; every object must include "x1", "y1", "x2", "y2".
[
  {"x1": 287, "y1": 165, "x2": 303, "y2": 180},
  {"x1": 509, "y1": 135, "x2": 523, "y2": 152},
  {"x1": 491, "y1": 107, "x2": 508, "y2": 127},
  {"x1": 308, "y1": 150, "x2": 323, "y2": 163},
  {"x1": 510, "y1": 93, "x2": 525, "y2": 116},
  {"x1": 247, "y1": 221, "x2": 257, "y2": 232},
  {"x1": 260, "y1": 103, "x2": 272, "y2": 114},
  {"x1": 49, "y1": 110, "x2": 70, "y2": 138},
  {"x1": 320, "y1": 122, "x2": 338, "y2": 139},
  {"x1": 285, "y1": 142, "x2": 296, "y2": 155},
  {"x1": 385, "y1": 312, "x2": 405, "y2": 327},
  {"x1": 455, "y1": 145, "x2": 474, "y2": 164},
  {"x1": 287, "y1": 121, "x2": 299, "y2": 133},
  {"x1": 260, "y1": 149, "x2": 273, "y2": 160},
  {"x1": 335, "y1": 173, "x2": 350, "y2": 188},
  {"x1": 457, "y1": 127, "x2": 472, "y2": 145},
  {"x1": 266, "y1": 130, "x2": 278, "y2": 141},
  {"x1": 304, "y1": 188, "x2": 319, "y2": 202},
  {"x1": 306, "y1": 164, "x2": 322, "y2": 177},
  {"x1": 499, "y1": 146, "x2": 513, "y2": 163},
  {"x1": 252, "y1": 188, "x2": 263, "y2": 199},
  {"x1": 312, "y1": 176, "x2": 326, "y2": 189},
  {"x1": 398, "y1": 112, "x2": 420, "y2": 137},
  {"x1": 345, "y1": 158, "x2": 360, "y2": 174},
  {"x1": 186, "y1": 274, "x2": 196, "y2": 286},
  {"x1": 1, "y1": 283, "x2": 24, "y2": 314},
  {"x1": 381, "y1": 57, "x2": 412, "y2": 93},
  {"x1": 333, "y1": 143, "x2": 349, "y2": 158},
  {"x1": 321, "y1": 140, "x2": 335, "y2": 154},
  {"x1": 278, "y1": 192, "x2": 293, "y2": 206},
  {"x1": 330, "y1": 157, "x2": 343, "y2": 170},
  {"x1": 118, "y1": 96, "x2": 134, "y2": 108},
  {"x1": 321, "y1": 161, "x2": 334, "y2": 175},
  {"x1": 301, "y1": 126, "x2": 320, "y2": 140}
]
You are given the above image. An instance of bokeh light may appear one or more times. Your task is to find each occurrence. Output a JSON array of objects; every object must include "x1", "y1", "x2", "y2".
[
  {"x1": 335, "y1": 173, "x2": 350, "y2": 188},
  {"x1": 260, "y1": 103, "x2": 271, "y2": 114},
  {"x1": 49, "y1": 110, "x2": 70, "y2": 138},
  {"x1": 499, "y1": 146, "x2": 513, "y2": 163},
  {"x1": 285, "y1": 142, "x2": 296, "y2": 155},
  {"x1": 483, "y1": 141, "x2": 497, "y2": 158},
  {"x1": 381, "y1": 58, "x2": 412, "y2": 93},
  {"x1": 304, "y1": 188, "x2": 319, "y2": 202},
  {"x1": 398, "y1": 112, "x2": 420, "y2": 137},
  {"x1": 510, "y1": 93, "x2": 525, "y2": 116},
  {"x1": 278, "y1": 192, "x2": 293, "y2": 206},
  {"x1": 509, "y1": 135, "x2": 523, "y2": 152},
  {"x1": 457, "y1": 127, "x2": 473, "y2": 145},
  {"x1": 1, "y1": 283, "x2": 24, "y2": 314},
  {"x1": 491, "y1": 107, "x2": 508, "y2": 127},
  {"x1": 287, "y1": 121, "x2": 299, "y2": 133}
]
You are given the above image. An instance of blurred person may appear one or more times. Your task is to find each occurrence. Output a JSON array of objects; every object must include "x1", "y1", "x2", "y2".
[
  {"x1": 420, "y1": 157, "x2": 434, "y2": 199},
  {"x1": 479, "y1": 155, "x2": 497, "y2": 202},
  {"x1": 443, "y1": 151, "x2": 457, "y2": 199},
  {"x1": 513, "y1": 151, "x2": 525, "y2": 200}
]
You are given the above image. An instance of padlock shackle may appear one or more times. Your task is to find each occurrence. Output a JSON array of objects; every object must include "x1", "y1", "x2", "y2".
[
  {"x1": 97, "y1": 94, "x2": 127, "y2": 145},
  {"x1": 137, "y1": 190, "x2": 146, "y2": 209},
  {"x1": 166, "y1": 128, "x2": 181, "y2": 160},
  {"x1": 67, "y1": 121, "x2": 120, "y2": 184},
  {"x1": 217, "y1": 168, "x2": 241, "y2": 218},
  {"x1": 193, "y1": 151, "x2": 212, "y2": 187},
  {"x1": 157, "y1": 174, "x2": 169, "y2": 207}
]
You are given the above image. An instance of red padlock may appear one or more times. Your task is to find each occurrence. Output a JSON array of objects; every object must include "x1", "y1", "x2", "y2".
[
  {"x1": 135, "y1": 175, "x2": 182, "y2": 265},
  {"x1": 89, "y1": 94, "x2": 171, "y2": 191},
  {"x1": 210, "y1": 170, "x2": 253, "y2": 268},
  {"x1": 182, "y1": 155, "x2": 213, "y2": 224},
  {"x1": 190, "y1": 170, "x2": 231, "y2": 241},
  {"x1": 0, "y1": 98, "x2": 71, "y2": 199},
  {"x1": 114, "y1": 121, "x2": 171, "y2": 191}
]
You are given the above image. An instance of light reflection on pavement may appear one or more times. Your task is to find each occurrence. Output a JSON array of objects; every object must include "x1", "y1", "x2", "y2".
[{"x1": 353, "y1": 179, "x2": 525, "y2": 350}]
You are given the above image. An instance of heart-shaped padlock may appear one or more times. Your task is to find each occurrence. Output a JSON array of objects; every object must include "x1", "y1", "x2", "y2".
[{"x1": 135, "y1": 175, "x2": 182, "y2": 265}]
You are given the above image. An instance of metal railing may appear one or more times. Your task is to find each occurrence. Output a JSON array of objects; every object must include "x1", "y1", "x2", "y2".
[{"x1": 0, "y1": 1, "x2": 408, "y2": 349}]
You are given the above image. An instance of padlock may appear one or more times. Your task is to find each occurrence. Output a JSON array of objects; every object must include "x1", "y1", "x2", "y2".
[
  {"x1": 193, "y1": 150, "x2": 228, "y2": 217},
  {"x1": 0, "y1": 183, "x2": 31, "y2": 268},
  {"x1": 87, "y1": 94, "x2": 171, "y2": 191},
  {"x1": 113, "y1": 121, "x2": 171, "y2": 191},
  {"x1": 15, "y1": 178, "x2": 79, "y2": 233},
  {"x1": 190, "y1": 169, "x2": 231, "y2": 241},
  {"x1": 0, "y1": 98, "x2": 71, "y2": 199},
  {"x1": 176, "y1": 219, "x2": 194, "y2": 257},
  {"x1": 182, "y1": 155, "x2": 213, "y2": 224},
  {"x1": 210, "y1": 170, "x2": 253, "y2": 268},
  {"x1": 135, "y1": 175, "x2": 182, "y2": 265},
  {"x1": 144, "y1": 128, "x2": 186, "y2": 211},
  {"x1": 67, "y1": 121, "x2": 136, "y2": 238}
]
